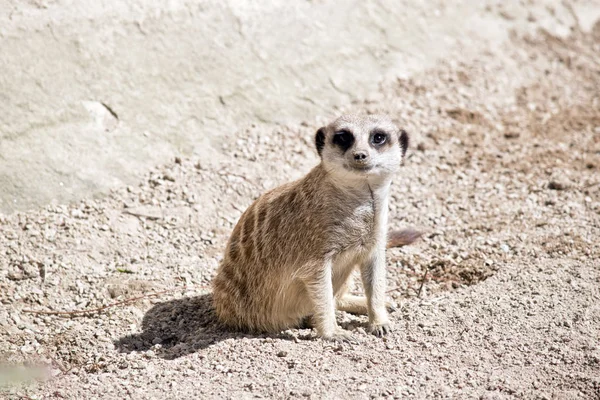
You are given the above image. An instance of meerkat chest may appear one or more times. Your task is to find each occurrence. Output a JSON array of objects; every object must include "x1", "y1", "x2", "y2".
[
  {"x1": 325, "y1": 181, "x2": 391, "y2": 254},
  {"x1": 334, "y1": 201, "x2": 380, "y2": 251},
  {"x1": 353, "y1": 202, "x2": 376, "y2": 234}
]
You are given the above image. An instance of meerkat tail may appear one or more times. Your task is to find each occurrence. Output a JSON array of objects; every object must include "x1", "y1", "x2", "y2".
[{"x1": 386, "y1": 228, "x2": 423, "y2": 248}]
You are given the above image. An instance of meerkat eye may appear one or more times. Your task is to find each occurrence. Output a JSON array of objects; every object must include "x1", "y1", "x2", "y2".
[
  {"x1": 333, "y1": 130, "x2": 354, "y2": 151},
  {"x1": 371, "y1": 130, "x2": 387, "y2": 145}
]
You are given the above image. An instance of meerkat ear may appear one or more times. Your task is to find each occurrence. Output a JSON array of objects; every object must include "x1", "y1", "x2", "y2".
[
  {"x1": 315, "y1": 127, "x2": 326, "y2": 157},
  {"x1": 399, "y1": 129, "x2": 409, "y2": 157}
]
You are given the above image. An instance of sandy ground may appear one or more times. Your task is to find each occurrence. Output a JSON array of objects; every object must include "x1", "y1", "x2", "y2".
[{"x1": 1, "y1": 12, "x2": 600, "y2": 400}]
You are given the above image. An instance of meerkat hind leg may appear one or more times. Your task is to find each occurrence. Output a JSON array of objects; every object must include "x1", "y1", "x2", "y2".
[
  {"x1": 336, "y1": 295, "x2": 368, "y2": 315},
  {"x1": 335, "y1": 273, "x2": 395, "y2": 316},
  {"x1": 333, "y1": 269, "x2": 368, "y2": 315},
  {"x1": 337, "y1": 295, "x2": 396, "y2": 315}
]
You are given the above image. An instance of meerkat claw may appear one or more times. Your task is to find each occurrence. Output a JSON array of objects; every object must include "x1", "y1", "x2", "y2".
[
  {"x1": 370, "y1": 323, "x2": 392, "y2": 337},
  {"x1": 323, "y1": 329, "x2": 356, "y2": 343}
]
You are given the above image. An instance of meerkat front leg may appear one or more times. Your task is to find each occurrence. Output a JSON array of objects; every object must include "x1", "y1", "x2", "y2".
[
  {"x1": 304, "y1": 261, "x2": 354, "y2": 342},
  {"x1": 360, "y1": 248, "x2": 391, "y2": 337}
]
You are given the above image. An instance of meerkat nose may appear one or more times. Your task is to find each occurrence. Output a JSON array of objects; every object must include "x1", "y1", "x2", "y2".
[{"x1": 353, "y1": 151, "x2": 368, "y2": 161}]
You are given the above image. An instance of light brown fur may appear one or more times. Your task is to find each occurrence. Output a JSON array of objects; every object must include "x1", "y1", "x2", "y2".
[{"x1": 212, "y1": 114, "x2": 417, "y2": 341}]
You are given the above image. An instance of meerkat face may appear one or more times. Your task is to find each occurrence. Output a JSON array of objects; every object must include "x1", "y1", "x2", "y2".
[{"x1": 315, "y1": 114, "x2": 409, "y2": 181}]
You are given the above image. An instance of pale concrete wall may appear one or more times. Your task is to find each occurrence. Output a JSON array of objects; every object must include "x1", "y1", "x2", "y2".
[{"x1": 1, "y1": 0, "x2": 596, "y2": 214}]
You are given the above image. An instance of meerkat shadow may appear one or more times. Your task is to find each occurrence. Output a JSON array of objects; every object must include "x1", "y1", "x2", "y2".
[{"x1": 114, "y1": 293, "x2": 298, "y2": 360}]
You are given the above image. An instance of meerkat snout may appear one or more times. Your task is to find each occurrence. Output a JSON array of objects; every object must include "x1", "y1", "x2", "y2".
[
  {"x1": 213, "y1": 114, "x2": 421, "y2": 342},
  {"x1": 353, "y1": 151, "x2": 368, "y2": 161}
]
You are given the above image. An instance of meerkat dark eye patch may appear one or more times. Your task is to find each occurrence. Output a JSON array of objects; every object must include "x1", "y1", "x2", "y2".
[
  {"x1": 399, "y1": 129, "x2": 409, "y2": 157},
  {"x1": 315, "y1": 127, "x2": 326, "y2": 156},
  {"x1": 371, "y1": 129, "x2": 388, "y2": 146},
  {"x1": 332, "y1": 130, "x2": 354, "y2": 152}
]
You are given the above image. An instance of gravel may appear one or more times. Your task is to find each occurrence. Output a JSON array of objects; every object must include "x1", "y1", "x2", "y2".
[{"x1": 1, "y1": 14, "x2": 599, "y2": 400}]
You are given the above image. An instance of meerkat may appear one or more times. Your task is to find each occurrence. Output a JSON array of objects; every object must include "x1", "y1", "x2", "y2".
[{"x1": 212, "y1": 114, "x2": 420, "y2": 341}]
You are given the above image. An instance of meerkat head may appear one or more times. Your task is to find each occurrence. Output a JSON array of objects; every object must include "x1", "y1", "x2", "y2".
[{"x1": 315, "y1": 114, "x2": 409, "y2": 181}]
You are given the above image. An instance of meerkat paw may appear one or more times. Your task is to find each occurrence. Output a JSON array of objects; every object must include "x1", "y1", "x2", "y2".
[
  {"x1": 321, "y1": 328, "x2": 355, "y2": 343},
  {"x1": 369, "y1": 322, "x2": 392, "y2": 337},
  {"x1": 336, "y1": 296, "x2": 397, "y2": 315}
]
